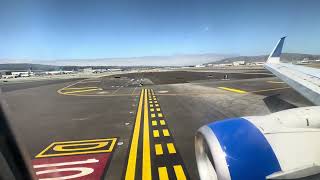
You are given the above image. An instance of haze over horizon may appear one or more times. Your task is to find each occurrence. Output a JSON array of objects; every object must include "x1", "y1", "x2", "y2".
[
  {"x1": 1, "y1": 0, "x2": 320, "y2": 65},
  {"x1": 0, "y1": 53, "x2": 235, "y2": 66}
]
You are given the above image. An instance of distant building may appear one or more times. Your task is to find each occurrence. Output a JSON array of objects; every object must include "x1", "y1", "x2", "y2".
[
  {"x1": 232, "y1": 61, "x2": 245, "y2": 66},
  {"x1": 62, "y1": 70, "x2": 75, "y2": 74},
  {"x1": 107, "y1": 68, "x2": 122, "y2": 72},
  {"x1": 217, "y1": 63, "x2": 232, "y2": 67},
  {"x1": 93, "y1": 69, "x2": 107, "y2": 73},
  {"x1": 11, "y1": 71, "x2": 34, "y2": 77},
  {"x1": 195, "y1": 64, "x2": 205, "y2": 68},
  {"x1": 297, "y1": 58, "x2": 310, "y2": 64},
  {"x1": 0, "y1": 70, "x2": 34, "y2": 78},
  {"x1": 45, "y1": 71, "x2": 62, "y2": 75},
  {"x1": 81, "y1": 68, "x2": 94, "y2": 73},
  {"x1": 252, "y1": 62, "x2": 265, "y2": 66}
]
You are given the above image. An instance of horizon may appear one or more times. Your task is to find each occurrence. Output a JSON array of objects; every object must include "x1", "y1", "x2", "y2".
[
  {"x1": 1, "y1": 0, "x2": 320, "y2": 65},
  {"x1": 0, "y1": 51, "x2": 319, "y2": 67}
]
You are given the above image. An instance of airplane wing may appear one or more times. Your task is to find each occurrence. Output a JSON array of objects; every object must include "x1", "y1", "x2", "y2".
[
  {"x1": 195, "y1": 37, "x2": 320, "y2": 180},
  {"x1": 264, "y1": 37, "x2": 320, "y2": 105}
]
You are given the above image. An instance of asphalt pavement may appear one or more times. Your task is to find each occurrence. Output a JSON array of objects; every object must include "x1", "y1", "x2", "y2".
[{"x1": 1, "y1": 70, "x2": 313, "y2": 180}]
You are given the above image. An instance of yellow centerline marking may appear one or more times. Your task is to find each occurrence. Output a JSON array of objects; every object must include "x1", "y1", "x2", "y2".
[
  {"x1": 143, "y1": 89, "x2": 152, "y2": 180},
  {"x1": 158, "y1": 167, "x2": 169, "y2": 180},
  {"x1": 174, "y1": 165, "x2": 187, "y2": 180},
  {"x1": 218, "y1": 87, "x2": 247, "y2": 94},
  {"x1": 125, "y1": 90, "x2": 144, "y2": 180},
  {"x1": 155, "y1": 144, "x2": 163, "y2": 155},
  {"x1": 64, "y1": 88, "x2": 102, "y2": 94},
  {"x1": 167, "y1": 143, "x2": 176, "y2": 154}
]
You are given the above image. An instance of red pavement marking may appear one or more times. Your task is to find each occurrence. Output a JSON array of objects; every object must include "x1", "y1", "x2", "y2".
[{"x1": 32, "y1": 153, "x2": 111, "y2": 180}]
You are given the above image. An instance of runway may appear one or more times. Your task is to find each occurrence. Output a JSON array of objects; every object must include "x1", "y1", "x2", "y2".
[{"x1": 2, "y1": 70, "x2": 313, "y2": 179}]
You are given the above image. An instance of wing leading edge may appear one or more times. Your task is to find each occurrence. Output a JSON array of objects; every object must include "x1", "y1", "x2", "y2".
[{"x1": 264, "y1": 37, "x2": 320, "y2": 105}]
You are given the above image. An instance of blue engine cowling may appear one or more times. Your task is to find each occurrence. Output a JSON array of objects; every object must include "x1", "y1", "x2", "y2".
[{"x1": 195, "y1": 118, "x2": 281, "y2": 180}]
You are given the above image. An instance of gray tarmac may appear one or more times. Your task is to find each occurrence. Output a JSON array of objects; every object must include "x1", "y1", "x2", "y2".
[{"x1": 1, "y1": 70, "x2": 313, "y2": 180}]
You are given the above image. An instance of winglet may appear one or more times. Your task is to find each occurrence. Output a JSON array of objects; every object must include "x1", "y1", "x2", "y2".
[{"x1": 266, "y1": 36, "x2": 286, "y2": 64}]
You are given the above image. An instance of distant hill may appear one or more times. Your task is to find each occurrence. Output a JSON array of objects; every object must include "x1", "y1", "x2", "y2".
[
  {"x1": 0, "y1": 64, "x2": 60, "y2": 71},
  {"x1": 208, "y1": 53, "x2": 320, "y2": 64},
  {"x1": 0, "y1": 63, "x2": 161, "y2": 71},
  {"x1": 0, "y1": 63, "x2": 95, "y2": 71},
  {"x1": 0, "y1": 53, "x2": 234, "y2": 67}
]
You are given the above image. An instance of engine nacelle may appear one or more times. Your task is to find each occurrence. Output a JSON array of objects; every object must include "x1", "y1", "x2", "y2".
[{"x1": 195, "y1": 106, "x2": 320, "y2": 180}]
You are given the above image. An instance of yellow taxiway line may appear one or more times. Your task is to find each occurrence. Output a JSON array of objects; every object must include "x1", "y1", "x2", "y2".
[
  {"x1": 125, "y1": 88, "x2": 188, "y2": 179},
  {"x1": 63, "y1": 88, "x2": 102, "y2": 94},
  {"x1": 125, "y1": 89, "x2": 144, "y2": 180},
  {"x1": 143, "y1": 89, "x2": 152, "y2": 180},
  {"x1": 218, "y1": 87, "x2": 247, "y2": 94}
]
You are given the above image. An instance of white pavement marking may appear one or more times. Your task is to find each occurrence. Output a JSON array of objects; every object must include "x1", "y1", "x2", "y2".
[{"x1": 158, "y1": 90, "x2": 169, "y2": 94}]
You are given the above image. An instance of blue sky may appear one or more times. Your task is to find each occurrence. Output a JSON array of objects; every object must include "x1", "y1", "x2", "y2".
[{"x1": 0, "y1": 0, "x2": 320, "y2": 61}]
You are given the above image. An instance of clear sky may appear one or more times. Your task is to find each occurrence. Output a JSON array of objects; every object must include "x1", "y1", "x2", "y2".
[{"x1": 1, "y1": 0, "x2": 320, "y2": 61}]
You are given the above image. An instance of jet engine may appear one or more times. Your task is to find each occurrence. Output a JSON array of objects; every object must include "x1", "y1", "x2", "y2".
[{"x1": 195, "y1": 106, "x2": 320, "y2": 180}]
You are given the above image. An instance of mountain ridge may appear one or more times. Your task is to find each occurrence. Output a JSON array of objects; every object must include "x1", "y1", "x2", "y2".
[{"x1": 207, "y1": 53, "x2": 320, "y2": 64}]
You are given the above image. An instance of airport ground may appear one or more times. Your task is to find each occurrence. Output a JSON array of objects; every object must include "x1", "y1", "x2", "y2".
[{"x1": 1, "y1": 69, "x2": 313, "y2": 180}]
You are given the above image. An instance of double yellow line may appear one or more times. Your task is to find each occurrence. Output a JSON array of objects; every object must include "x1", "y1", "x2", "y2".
[
  {"x1": 125, "y1": 89, "x2": 188, "y2": 180},
  {"x1": 125, "y1": 89, "x2": 152, "y2": 180}
]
